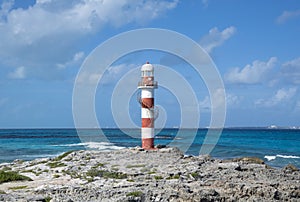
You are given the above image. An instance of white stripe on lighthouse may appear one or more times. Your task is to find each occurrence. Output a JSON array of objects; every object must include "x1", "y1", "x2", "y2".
[
  {"x1": 141, "y1": 89, "x2": 154, "y2": 98},
  {"x1": 141, "y1": 108, "x2": 154, "y2": 118},
  {"x1": 141, "y1": 127, "x2": 154, "y2": 138}
]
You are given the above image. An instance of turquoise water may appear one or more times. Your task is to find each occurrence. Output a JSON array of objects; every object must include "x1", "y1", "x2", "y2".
[{"x1": 0, "y1": 128, "x2": 299, "y2": 168}]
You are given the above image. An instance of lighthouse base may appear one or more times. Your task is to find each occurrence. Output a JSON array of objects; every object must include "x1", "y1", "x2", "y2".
[{"x1": 142, "y1": 138, "x2": 155, "y2": 150}]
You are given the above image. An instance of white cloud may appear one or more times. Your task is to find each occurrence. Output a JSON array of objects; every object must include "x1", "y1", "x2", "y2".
[
  {"x1": 160, "y1": 26, "x2": 236, "y2": 66},
  {"x1": 225, "y1": 57, "x2": 277, "y2": 84},
  {"x1": 199, "y1": 26, "x2": 236, "y2": 53},
  {"x1": 76, "y1": 63, "x2": 133, "y2": 85},
  {"x1": 199, "y1": 96, "x2": 210, "y2": 110},
  {"x1": 226, "y1": 93, "x2": 241, "y2": 106},
  {"x1": 280, "y1": 57, "x2": 300, "y2": 84},
  {"x1": 296, "y1": 101, "x2": 300, "y2": 111},
  {"x1": 276, "y1": 9, "x2": 300, "y2": 24},
  {"x1": 76, "y1": 71, "x2": 102, "y2": 85},
  {"x1": 0, "y1": 0, "x2": 14, "y2": 21},
  {"x1": 0, "y1": 0, "x2": 178, "y2": 79},
  {"x1": 199, "y1": 89, "x2": 241, "y2": 110},
  {"x1": 8, "y1": 66, "x2": 26, "y2": 79},
  {"x1": 57, "y1": 51, "x2": 85, "y2": 69},
  {"x1": 255, "y1": 87, "x2": 297, "y2": 107}
]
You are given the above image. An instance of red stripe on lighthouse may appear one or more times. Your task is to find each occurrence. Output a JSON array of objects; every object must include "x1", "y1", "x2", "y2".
[
  {"x1": 141, "y1": 98, "x2": 154, "y2": 108},
  {"x1": 142, "y1": 118, "x2": 154, "y2": 128}
]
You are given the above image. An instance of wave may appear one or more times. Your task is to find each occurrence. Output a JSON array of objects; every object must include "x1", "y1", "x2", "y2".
[
  {"x1": 264, "y1": 154, "x2": 300, "y2": 161},
  {"x1": 155, "y1": 135, "x2": 182, "y2": 140},
  {"x1": 155, "y1": 135, "x2": 173, "y2": 139},
  {"x1": 21, "y1": 154, "x2": 59, "y2": 159},
  {"x1": 53, "y1": 142, "x2": 125, "y2": 151}
]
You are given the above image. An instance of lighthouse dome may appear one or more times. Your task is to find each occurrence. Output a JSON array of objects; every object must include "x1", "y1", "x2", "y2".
[{"x1": 141, "y1": 62, "x2": 154, "y2": 72}]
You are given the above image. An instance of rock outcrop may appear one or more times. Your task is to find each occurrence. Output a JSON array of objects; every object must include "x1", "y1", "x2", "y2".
[{"x1": 0, "y1": 147, "x2": 299, "y2": 201}]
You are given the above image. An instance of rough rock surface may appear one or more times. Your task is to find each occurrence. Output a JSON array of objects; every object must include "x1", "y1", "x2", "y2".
[{"x1": 0, "y1": 147, "x2": 299, "y2": 201}]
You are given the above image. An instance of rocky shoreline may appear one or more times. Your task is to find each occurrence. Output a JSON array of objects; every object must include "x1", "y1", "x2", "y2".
[{"x1": 0, "y1": 147, "x2": 299, "y2": 201}]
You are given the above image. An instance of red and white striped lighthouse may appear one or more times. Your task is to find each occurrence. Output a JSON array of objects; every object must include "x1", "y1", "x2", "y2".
[{"x1": 138, "y1": 62, "x2": 158, "y2": 150}]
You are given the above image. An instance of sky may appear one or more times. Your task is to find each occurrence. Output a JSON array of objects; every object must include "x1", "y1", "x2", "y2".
[{"x1": 0, "y1": 0, "x2": 299, "y2": 128}]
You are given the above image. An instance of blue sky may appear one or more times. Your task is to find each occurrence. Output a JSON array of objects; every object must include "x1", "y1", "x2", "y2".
[{"x1": 0, "y1": 0, "x2": 299, "y2": 128}]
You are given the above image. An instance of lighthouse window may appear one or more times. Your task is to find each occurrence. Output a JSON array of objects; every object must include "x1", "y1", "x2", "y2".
[{"x1": 142, "y1": 71, "x2": 153, "y2": 77}]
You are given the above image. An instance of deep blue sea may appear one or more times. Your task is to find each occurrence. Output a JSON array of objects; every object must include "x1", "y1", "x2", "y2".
[{"x1": 0, "y1": 128, "x2": 299, "y2": 168}]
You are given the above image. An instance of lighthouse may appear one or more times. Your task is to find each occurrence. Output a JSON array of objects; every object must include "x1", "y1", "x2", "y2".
[{"x1": 138, "y1": 62, "x2": 158, "y2": 149}]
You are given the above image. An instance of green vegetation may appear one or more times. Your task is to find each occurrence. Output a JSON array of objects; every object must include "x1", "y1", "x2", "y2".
[
  {"x1": 1, "y1": 167, "x2": 12, "y2": 171},
  {"x1": 166, "y1": 174, "x2": 180, "y2": 180},
  {"x1": 85, "y1": 153, "x2": 91, "y2": 160},
  {"x1": 86, "y1": 169, "x2": 127, "y2": 179},
  {"x1": 126, "y1": 164, "x2": 146, "y2": 168},
  {"x1": 47, "y1": 162, "x2": 66, "y2": 168},
  {"x1": 44, "y1": 196, "x2": 52, "y2": 202},
  {"x1": 28, "y1": 160, "x2": 48, "y2": 167},
  {"x1": 147, "y1": 171, "x2": 156, "y2": 174},
  {"x1": 14, "y1": 159, "x2": 24, "y2": 164},
  {"x1": 284, "y1": 164, "x2": 299, "y2": 172},
  {"x1": 233, "y1": 157, "x2": 264, "y2": 164},
  {"x1": 126, "y1": 191, "x2": 143, "y2": 197},
  {"x1": 154, "y1": 175, "x2": 163, "y2": 180},
  {"x1": 9, "y1": 185, "x2": 28, "y2": 190},
  {"x1": 0, "y1": 170, "x2": 32, "y2": 184},
  {"x1": 53, "y1": 174, "x2": 60, "y2": 178},
  {"x1": 111, "y1": 164, "x2": 119, "y2": 171},
  {"x1": 140, "y1": 167, "x2": 150, "y2": 173},
  {"x1": 127, "y1": 179, "x2": 134, "y2": 182},
  {"x1": 190, "y1": 172, "x2": 199, "y2": 179},
  {"x1": 94, "y1": 163, "x2": 105, "y2": 168},
  {"x1": 21, "y1": 169, "x2": 34, "y2": 173},
  {"x1": 54, "y1": 150, "x2": 74, "y2": 161},
  {"x1": 62, "y1": 170, "x2": 81, "y2": 179},
  {"x1": 21, "y1": 169, "x2": 45, "y2": 176},
  {"x1": 0, "y1": 190, "x2": 6, "y2": 194}
]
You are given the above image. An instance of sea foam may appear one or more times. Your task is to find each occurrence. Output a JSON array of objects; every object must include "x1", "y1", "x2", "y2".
[
  {"x1": 264, "y1": 154, "x2": 300, "y2": 161},
  {"x1": 54, "y1": 142, "x2": 125, "y2": 151}
]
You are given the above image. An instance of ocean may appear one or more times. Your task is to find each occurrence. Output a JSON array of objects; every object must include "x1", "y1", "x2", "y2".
[{"x1": 0, "y1": 128, "x2": 299, "y2": 168}]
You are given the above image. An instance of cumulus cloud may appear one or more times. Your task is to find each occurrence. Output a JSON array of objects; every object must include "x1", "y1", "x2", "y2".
[
  {"x1": 225, "y1": 57, "x2": 277, "y2": 84},
  {"x1": 199, "y1": 26, "x2": 236, "y2": 53},
  {"x1": 76, "y1": 63, "x2": 134, "y2": 85},
  {"x1": 199, "y1": 96, "x2": 210, "y2": 110},
  {"x1": 56, "y1": 51, "x2": 85, "y2": 69},
  {"x1": 76, "y1": 71, "x2": 102, "y2": 85},
  {"x1": 8, "y1": 66, "x2": 26, "y2": 79},
  {"x1": 0, "y1": 0, "x2": 14, "y2": 21},
  {"x1": 199, "y1": 92, "x2": 240, "y2": 110},
  {"x1": 255, "y1": 87, "x2": 297, "y2": 107},
  {"x1": 226, "y1": 93, "x2": 241, "y2": 106},
  {"x1": 161, "y1": 26, "x2": 236, "y2": 66},
  {"x1": 276, "y1": 9, "x2": 300, "y2": 24},
  {"x1": 296, "y1": 101, "x2": 300, "y2": 111},
  {"x1": 280, "y1": 57, "x2": 300, "y2": 84},
  {"x1": 0, "y1": 0, "x2": 178, "y2": 79}
]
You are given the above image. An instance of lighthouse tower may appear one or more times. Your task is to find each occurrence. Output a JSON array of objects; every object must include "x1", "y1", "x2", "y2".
[{"x1": 138, "y1": 62, "x2": 158, "y2": 149}]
